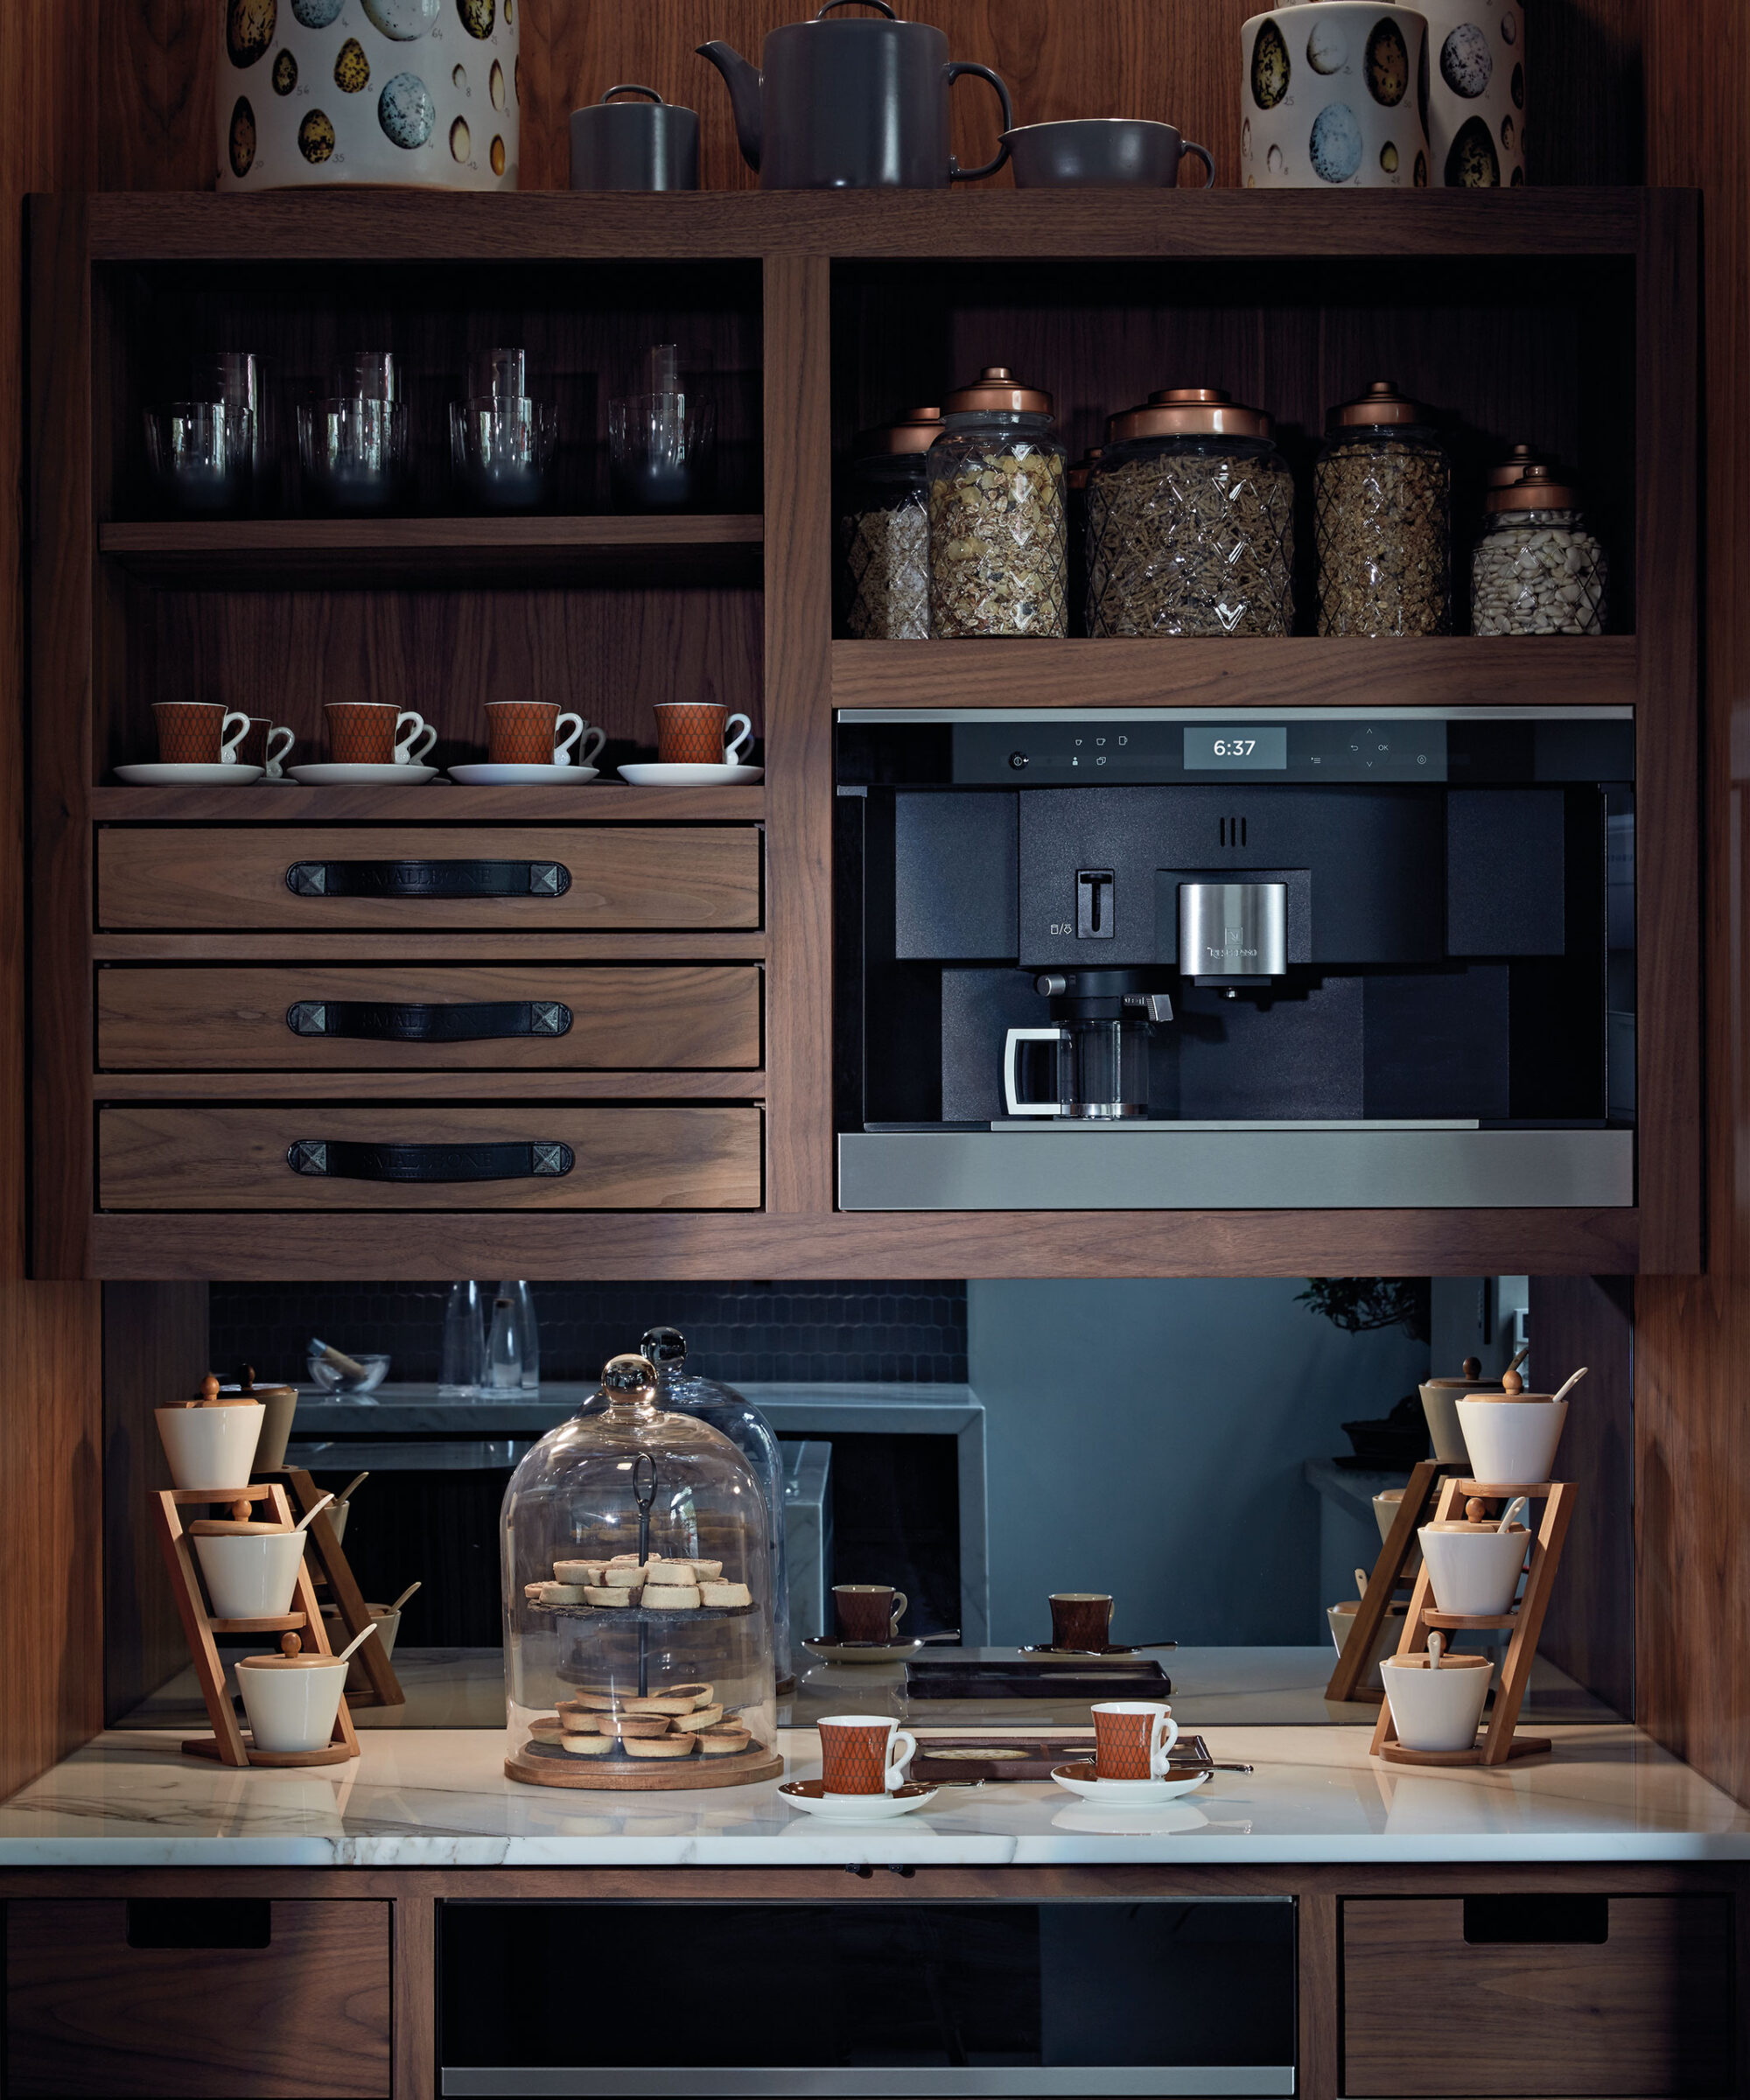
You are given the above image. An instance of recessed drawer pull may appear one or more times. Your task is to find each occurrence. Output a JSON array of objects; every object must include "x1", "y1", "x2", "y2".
[
  {"x1": 284, "y1": 859, "x2": 571, "y2": 899},
  {"x1": 285, "y1": 999, "x2": 573, "y2": 1042},
  {"x1": 287, "y1": 1138, "x2": 575, "y2": 1181}
]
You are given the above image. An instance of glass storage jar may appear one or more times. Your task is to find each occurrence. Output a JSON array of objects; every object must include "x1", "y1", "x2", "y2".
[
  {"x1": 839, "y1": 408, "x2": 941, "y2": 639},
  {"x1": 1314, "y1": 379, "x2": 1451, "y2": 635},
  {"x1": 500, "y1": 1352, "x2": 777, "y2": 1789},
  {"x1": 1066, "y1": 446, "x2": 1102, "y2": 635},
  {"x1": 1088, "y1": 388, "x2": 1294, "y2": 636},
  {"x1": 1471, "y1": 464, "x2": 1607, "y2": 635},
  {"x1": 928, "y1": 365, "x2": 1068, "y2": 637}
]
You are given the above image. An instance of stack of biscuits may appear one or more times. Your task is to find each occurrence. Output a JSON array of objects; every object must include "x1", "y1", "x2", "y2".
[
  {"x1": 526, "y1": 1682, "x2": 756, "y2": 1761},
  {"x1": 525, "y1": 1551, "x2": 754, "y2": 1613}
]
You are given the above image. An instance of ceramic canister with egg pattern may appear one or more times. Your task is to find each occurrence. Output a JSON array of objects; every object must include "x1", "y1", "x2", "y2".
[
  {"x1": 217, "y1": 0, "x2": 518, "y2": 192},
  {"x1": 1241, "y1": 4, "x2": 1431, "y2": 189},
  {"x1": 1415, "y1": 0, "x2": 1525, "y2": 186}
]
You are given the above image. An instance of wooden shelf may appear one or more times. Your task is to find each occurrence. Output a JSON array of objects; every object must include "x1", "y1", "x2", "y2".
[
  {"x1": 89, "y1": 783, "x2": 765, "y2": 823},
  {"x1": 831, "y1": 636, "x2": 1638, "y2": 713},
  {"x1": 94, "y1": 1072, "x2": 767, "y2": 1103},
  {"x1": 98, "y1": 514, "x2": 764, "y2": 589}
]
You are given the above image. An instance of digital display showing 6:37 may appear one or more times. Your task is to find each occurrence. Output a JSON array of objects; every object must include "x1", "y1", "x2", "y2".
[{"x1": 1183, "y1": 726, "x2": 1289, "y2": 770}]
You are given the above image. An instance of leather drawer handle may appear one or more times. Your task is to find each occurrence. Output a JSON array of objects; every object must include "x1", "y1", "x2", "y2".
[
  {"x1": 284, "y1": 859, "x2": 571, "y2": 899},
  {"x1": 286, "y1": 999, "x2": 573, "y2": 1042},
  {"x1": 287, "y1": 1139, "x2": 575, "y2": 1182}
]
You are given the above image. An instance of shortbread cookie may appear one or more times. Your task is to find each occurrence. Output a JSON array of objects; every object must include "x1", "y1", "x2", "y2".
[
  {"x1": 609, "y1": 1551, "x2": 661, "y2": 1564},
  {"x1": 640, "y1": 1586, "x2": 700, "y2": 1609},
  {"x1": 553, "y1": 1559, "x2": 607, "y2": 1586},
  {"x1": 643, "y1": 1563, "x2": 697, "y2": 1588},
  {"x1": 584, "y1": 1586, "x2": 635, "y2": 1606},
  {"x1": 601, "y1": 1564, "x2": 647, "y2": 1589},
  {"x1": 698, "y1": 1580, "x2": 752, "y2": 1608},
  {"x1": 536, "y1": 1582, "x2": 587, "y2": 1605}
]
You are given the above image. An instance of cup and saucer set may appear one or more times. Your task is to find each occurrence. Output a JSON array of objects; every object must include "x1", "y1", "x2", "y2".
[
  {"x1": 619, "y1": 701, "x2": 763, "y2": 786},
  {"x1": 116, "y1": 701, "x2": 296, "y2": 785},
  {"x1": 290, "y1": 701, "x2": 442, "y2": 785},
  {"x1": 780, "y1": 1714, "x2": 939, "y2": 1823},
  {"x1": 802, "y1": 1582, "x2": 934, "y2": 1663},
  {"x1": 448, "y1": 701, "x2": 607, "y2": 785},
  {"x1": 1049, "y1": 1701, "x2": 1209, "y2": 1807}
]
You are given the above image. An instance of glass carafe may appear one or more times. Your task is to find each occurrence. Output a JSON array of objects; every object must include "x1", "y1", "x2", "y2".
[{"x1": 1004, "y1": 1013, "x2": 1152, "y2": 1120}]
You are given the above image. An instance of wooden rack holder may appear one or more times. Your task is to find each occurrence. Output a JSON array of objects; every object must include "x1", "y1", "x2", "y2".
[
  {"x1": 154, "y1": 1481, "x2": 359, "y2": 1768},
  {"x1": 1369, "y1": 1473, "x2": 1576, "y2": 1768},
  {"x1": 253, "y1": 1464, "x2": 405, "y2": 1710},
  {"x1": 1326, "y1": 1459, "x2": 1460, "y2": 1704}
]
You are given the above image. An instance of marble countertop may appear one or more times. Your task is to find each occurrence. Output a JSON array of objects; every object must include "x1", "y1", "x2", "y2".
[{"x1": 4, "y1": 1724, "x2": 1746, "y2": 1868}]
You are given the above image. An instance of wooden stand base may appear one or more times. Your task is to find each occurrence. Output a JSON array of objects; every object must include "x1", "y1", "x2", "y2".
[
  {"x1": 1377, "y1": 1735, "x2": 1553, "y2": 1768},
  {"x1": 504, "y1": 1744, "x2": 784, "y2": 1791},
  {"x1": 182, "y1": 1733, "x2": 357, "y2": 1769}
]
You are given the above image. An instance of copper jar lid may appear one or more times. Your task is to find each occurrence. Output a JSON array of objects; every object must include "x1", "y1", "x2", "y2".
[
  {"x1": 854, "y1": 406, "x2": 943, "y2": 455},
  {"x1": 1107, "y1": 386, "x2": 1272, "y2": 443},
  {"x1": 942, "y1": 365, "x2": 1054, "y2": 415},
  {"x1": 1487, "y1": 462, "x2": 1580, "y2": 512},
  {"x1": 1328, "y1": 378, "x2": 1436, "y2": 430},
  {"x1": 1066, "y1": 444, "x2": 1103, "y2": 490},
  {"x1": 1488, "y1": 442, "x2": 1545, "y2": 488}
]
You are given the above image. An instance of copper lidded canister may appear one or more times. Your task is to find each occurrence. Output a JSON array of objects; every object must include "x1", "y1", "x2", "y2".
[
  {"x1": 1314, "y1": 379, "x2": 1452, "y2": 636},
  {"x1": 927, "y1": 366, "x2": 1068, "y2": 638},
  {"x1": 840, "y1": 407, "x2": 942, "y2": 640},
  {"x1": 1471, "y1": 463, "x2": 1607, "y2": 636}
]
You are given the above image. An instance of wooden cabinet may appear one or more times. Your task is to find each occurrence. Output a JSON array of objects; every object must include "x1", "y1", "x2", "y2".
[
  {"x1": 1341, "y1": 1894, "x2": 1733, "y2": 2096},
  {"x1": 4, "y1": 1897, "x2": 390, "y2": 2097}
]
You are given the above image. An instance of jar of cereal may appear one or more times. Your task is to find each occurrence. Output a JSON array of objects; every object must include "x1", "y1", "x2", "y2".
[
  {"x1": 839, "y1": 408, "x2": 941, "y2": 640},
  {"x1": 928, "y1": 367, "x2": 1068, "y2": 638},
  {"x1": 1314, "y1": 379, "x2": 1451, "y2": 636},
  {"x1": 1471, "y1": 464, "x2": 1607, "y2": 635}
]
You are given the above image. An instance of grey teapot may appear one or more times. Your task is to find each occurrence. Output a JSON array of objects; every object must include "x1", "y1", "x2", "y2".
[{"x1": 697, "y1": 0, "x2": 1012, "y2": 190}]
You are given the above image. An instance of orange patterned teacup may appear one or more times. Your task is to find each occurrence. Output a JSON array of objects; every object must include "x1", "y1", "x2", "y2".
[
  {"x1": 1091, "y1": 1700, "x2": 1179, "y2": 1782},
  {"x1": 818, "y1": 1713, "x2": 918, "y2": 1796},
  {"x1": 237, "y1": 718, "x2": 296, "y2": 775},
  {"x1": 484, "y1": 701, "x2": 604, "y2": 768},
  {"x1": 654, "y1": 701, "x2": 753, "y2": 766},
  {"x1": 324, "y1": 701, "x2": 436, "y2": 767},
  {"x1": 153, "y1": 701, "x2": 250, "y2": 766}
]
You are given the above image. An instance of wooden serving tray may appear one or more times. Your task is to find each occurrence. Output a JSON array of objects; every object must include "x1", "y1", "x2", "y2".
[
  {"x1": 905, "y1": 1657, "x2": 1171, "y2": 1701},
  {"x1": 505, "y1": 1739, "x2": 781, "y2": 1790},
  {"x1": 910, "y1": 1733, "x2": 1213, "y2": 1784}
]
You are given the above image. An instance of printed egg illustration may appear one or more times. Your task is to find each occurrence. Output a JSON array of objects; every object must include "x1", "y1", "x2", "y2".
[
  {"x1": 1306, "y1": 17, "x2": 1347, "y2": 74},
  {"x1": 379, "y1": 72, "x2": 437, "y2": 149},
  {"x1": 1414, "y1": 149, "x2": 1428, "y2": 186},
  {"x1": 1501, "y1": 113, "x2": 1515, "y2": 151},
  {"x1": 290, "y1": 0, "x2": 342, "y2": 23},
  {"x1": 1510, "y1": 63, "x2": 1523, "y2": 108},
  {"x1": 271, "y1": 48, "x2": 297, "y2": 94},
  {"x1": 1501, "y1": 10, "x2": 1516, "y2": 41},
  {"x1": 452, "y1": 63, "x2": 468, "y2": 92},
  {"x1": 490, "y1": 60, "x2": 505, "y2": 109},
  {"x1": 505, "y1": 0, "x2": 514, "y2": 21},
  {"x1": 1510, "y1": 164, "x2": 1523, "y2": 186},
  {"x1": 490, "y1": 133, "x2": 506, "y2": 176},
  {"x1": 1309, "y1": 102, "x2": 1363, "y2": 183},
  {"x1": 1266, "y1": 142, "x2": 1284, "y2": 176},
  {"x1": 1380, "y1": 140, "x2": 1399, "y2": 172},
  {"x1": 1439, "y1": 22, "x2": 1492, "y2": 97},
  {"x1": 1417, "y1": 22, "x2": 1430, "y2": 130},
  {"x1": 1445, "y1": 112, "x2": 1499, "y2": 186},
  {"x1": 298, "y1": 108, "x2": 336, "y2": 162},
  {"x1": 226, "y1": 0, "x2": 276, "y2": 68},
  {"x1": 1250, "y1": 18, "x2": 1290, "y2": 109},
  {"x1": 1242, "y1": 116, "x2": 1252, "y2": 161},
  {"x1": 1365, "y1": 17, "x2": 1409, "y2": 105},
  {"x1": 458, "y1": 0, "x2": 495, "y2": 38},
  {"x1": 228, "y1": 95, "x2": 257, "y2": 176},
  {"x1": 451, "y1": 115, "x2": 472, "y2": 161},
  {"x1": 361, "y1": 0, "x2": 441, "y2": 36},
  {"x1": 514, "y1": 56, "x2": 522, "y2": 102},
  {"x1": 334, "y1": 38, "x2": 370, "y2": 93}
]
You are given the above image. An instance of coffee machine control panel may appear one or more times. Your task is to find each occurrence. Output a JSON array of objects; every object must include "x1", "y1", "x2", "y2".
[{"x1": 960, "y1": 716, "x2": 1447, "y2": 784}]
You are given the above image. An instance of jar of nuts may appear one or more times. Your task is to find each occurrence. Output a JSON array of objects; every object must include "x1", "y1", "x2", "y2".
[
  {"x1": 1314, "y1": 380, "x2": 1451, "y2": 636},
  {"x1": 1471, "y1": 465, "x2": 1607, "y2": 635},
  {"x1": 839, "y1": 408, "x2": 942, "y2": 640},
  {"x1": 927, "y1": 366, "x2": 1068, "y2": 638},
  {"x1": 1088, "y1": 388, "x2": 1294, "y2": 637}
]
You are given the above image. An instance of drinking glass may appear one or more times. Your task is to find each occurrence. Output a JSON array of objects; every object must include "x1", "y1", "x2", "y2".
[
  {"x1": 144, "y1": 402, "x2": 256, "y2": 514},
  {"x1": 298, "y1": 396, "x2": 409, "y2": 512}
]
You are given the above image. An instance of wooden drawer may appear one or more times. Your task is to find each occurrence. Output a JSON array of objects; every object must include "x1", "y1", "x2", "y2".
[
  {"x1": 4, "y1": 1897, "x2": 389, "y2": 2096},
  {"x1": 99, "y1": 1104, "x2": 762, "y2": 1209},
  {"x1": 1342, "y1": 1895, "x2": 1732, "y2": 2096},
  {"x1": 97, "y1": 964, "x2": 761, "y2": 1069},
  {"x1": 97, "y1": 826, "x2": 760, "y2": 931}
]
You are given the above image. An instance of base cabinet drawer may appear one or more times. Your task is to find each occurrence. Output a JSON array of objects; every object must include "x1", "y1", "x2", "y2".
[
  {"x1": 4, "y1": 1897, "x2": 390, "y2": 2097},
  {"x1": 99, "y1": 1104, "x2": 764, "y2": 1208},
  {"x1": 1341, "y1": 1895, "x2": 1732, "y2": 2096},
  {"x1": 97, "y1": 826, "x2": 761, "y2": 930},
  {"x1": 97, "y1": 964, "x2": 762, "y2": 1070}
]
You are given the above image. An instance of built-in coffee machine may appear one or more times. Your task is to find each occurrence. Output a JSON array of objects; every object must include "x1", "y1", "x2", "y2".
[{"x1": 835, "y1": 708, "x2": 1634, "y2": 1209}]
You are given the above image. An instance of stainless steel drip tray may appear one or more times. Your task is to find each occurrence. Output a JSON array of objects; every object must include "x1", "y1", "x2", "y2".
[{"x1": 838, "y1": 1126, "x2": 1633, "y2": 1210}]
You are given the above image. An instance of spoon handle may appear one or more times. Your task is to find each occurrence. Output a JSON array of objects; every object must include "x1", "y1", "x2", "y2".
[{"x1": 1550, "y1": 1365, "x2": 1590, "y2": 1406}]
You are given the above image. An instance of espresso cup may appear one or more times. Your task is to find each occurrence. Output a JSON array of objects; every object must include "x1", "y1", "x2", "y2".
[
  {"x1": 153, "y1": 701, "x2": 250, "y2": 766},
  {"x1": 654, "y1": 701, "x2": 754, "y2": 766},
  {"x1": 818, "y1": 1713, "x2": 918, "y2": 1796},
  {"x1": 833, "y1": 1583, "x2": 906, "y2": 1644},
  {"x1": 1048, "y1": 1592, "x2": 1113, "y2": 1649},
  {"x1": 484, "y1": 700, "x2": 606, "y2": 769},
  {"x1": 324, "y1": 701, "x2": 437, "y2": 767},
  {"x1": 236, "y1": 718, "x2": 296, "y2": 776},
  {"x1": 1091, "y1": 1700, "x2": 1179, "y2": 1781}
]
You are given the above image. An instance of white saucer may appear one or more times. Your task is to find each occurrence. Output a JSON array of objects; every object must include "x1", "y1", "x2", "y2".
[
  {"x1": 448, "y1": 763, "x2": 599, "y2": 786},
  {"x1": 289, "y1": 763, "x2": 441, "y2": 786},
  {"x1": 617, "y1": 763, "x2": 764, "y2": 788},
  {"x1": 1049, "y1": 1764, "x2": 1210, "y2": 1806},
  {"x1": 780, "y1": 1779, "x2": 938, "y2": 1822},
  {"x1": 115, "y1": 762, "x2": 265, "y2": 787}
]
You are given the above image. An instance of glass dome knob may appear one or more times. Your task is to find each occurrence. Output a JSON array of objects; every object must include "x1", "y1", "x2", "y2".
[
  {"x1": 640, "y1": 1326, "x2": 688, "y2": 1368},
  {"x1": 601, "y1": 1352, "x2": 658, "y2": 1404}
]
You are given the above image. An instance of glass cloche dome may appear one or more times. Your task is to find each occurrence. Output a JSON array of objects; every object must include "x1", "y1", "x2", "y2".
[
  {"x1": 640, "y1": 1326, "x2": 793, "y2": 1690},
  {"x1": 500, "y1": 1353, "x2": 778, "y2": 1790}
]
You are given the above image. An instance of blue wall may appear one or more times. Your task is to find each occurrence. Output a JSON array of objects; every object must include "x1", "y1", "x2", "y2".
[{"x1": 969, "y1": 1279, "x2": 1432, "y2": 1646}]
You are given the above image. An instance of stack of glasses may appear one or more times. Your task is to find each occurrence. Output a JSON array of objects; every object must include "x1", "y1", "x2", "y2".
[{"x1": 449, "y1": 347, "x2": 560, "y2": 512}]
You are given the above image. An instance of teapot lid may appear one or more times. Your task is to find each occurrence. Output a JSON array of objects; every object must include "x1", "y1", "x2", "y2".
[
  {"x1": 1107, "y1": 386, "x2": 1271, "y2": 443},
  {"x1": 854, "y1": 406, "x2": 943, "y2": 455},
  {"x1": 943, "y1": 365, "x2": 1054, "y2": 415}
]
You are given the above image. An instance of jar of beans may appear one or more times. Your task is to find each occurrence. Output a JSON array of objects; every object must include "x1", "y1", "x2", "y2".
[
  {"x1": 1088, "y1": 388, "x2": 1294, "y2": 636},
  {"x1": 927, "y1": 366, "x2": 1068, "y2": 638},
  {"x1": 1314, "y1": 379, "x2": 1451, "y2": 635},
  {"x1": 1471, "y1": 464, "x2": 1607, "y2": 635},
  {"x1": 839, "y1": 407, "x2": 942, "y2": 639}
]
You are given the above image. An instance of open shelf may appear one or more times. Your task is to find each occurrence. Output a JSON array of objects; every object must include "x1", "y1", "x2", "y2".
[{"x1": 89, "y1": 783, "x2": 765, "y2": 823}]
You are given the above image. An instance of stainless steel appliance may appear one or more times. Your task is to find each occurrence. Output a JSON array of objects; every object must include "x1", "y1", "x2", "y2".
[{"x1": 835, "y1": 707, "x2": 1634, "y2": 1210}]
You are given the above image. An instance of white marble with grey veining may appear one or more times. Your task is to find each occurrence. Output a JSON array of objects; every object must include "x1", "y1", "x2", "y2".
[{"x1": 2, "y1": 1726, "x2": 1747, "y2": 1868}]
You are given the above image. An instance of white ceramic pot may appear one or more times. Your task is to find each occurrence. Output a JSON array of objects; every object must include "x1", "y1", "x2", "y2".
[
  {"x1": 1326, "y1": 1600, "x2": 1409, "y2": 1691},
  {"x1": 1416, "y1": 0, "x2": 1525, "y2": 186},
  {"x1": 1418, "y1": 1378, "x2": 1495, "y2": 1463},
  {"x1": 323, "y1": 1603, "x2": 399, "y2": 1692},
  {"x1": 1455, "y1": 1396, "x2": 1567, "y2": 1484},
  {"x1": 1418, "y1": 1521, "x2": 1529, "y2": 1616},
  {"x1": 1381, "y1": 1652, "x2": 1493, "y2": 1752},
  {"x1": 1241, "y1": 4, "x2": 1431, "y2": 189},
  {"x1": 216, "y1": 0, "x2": 519, "y2": 193},
  {"x1": 194, "y1": 1530, "x2": 307, "y2": 1619},
  {"x1": 156, "y1": 1404, "x2": 265, "y2": 1490},
  {"x1": 1371, "y1": 1488, "x2": 1424, "y2": 1572},
  {"x1": 236, "y1": 1654, "x2": 350, "y2": 1754}
]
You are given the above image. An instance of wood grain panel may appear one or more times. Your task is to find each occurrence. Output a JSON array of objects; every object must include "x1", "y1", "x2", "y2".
[
  {"x1": 90, "y1": 784, "x2": 765, "y2": 822},
  {"x1": 93, "y1": 931, "x2": 768, "y2": 962},
  {"x1": 95, "y1": 1069, "x2": 766, "y2": 1102},
  {"x1": 97, "y1": 826, "x2": 761, "y2": 931},
  {"x1": 1342, "y1": 1895, "x2": 1732, "y2": 2096},
  {"x1": 391, "y1": 1893, "x2": 436, "y2": 2100},
  {"x1": 98, "y1": 1105, "x2": 763, "y2": 1210},
  {"x1": 98, "y1": 964, "x2": 761, "y2": 1070},
  {"x1": 5, "y1": 1899, "x2": 390, "y2": 2098}
]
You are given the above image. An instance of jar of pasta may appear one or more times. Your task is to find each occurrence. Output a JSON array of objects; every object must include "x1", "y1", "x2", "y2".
[
  {"x1": 1314, "y1": 379, "x2": 1451, "y2": 635},
  {"x1": 927, "y1": 367, "x2": 1068, "y2": 638}
]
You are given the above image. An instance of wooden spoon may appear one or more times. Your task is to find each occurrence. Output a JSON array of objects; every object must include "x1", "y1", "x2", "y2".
[
  {"x1": 1549, "y1": 1366, "x2": 1589, "y2": 1405},
  {"x1": 293, "y1": 1491, "x2": 336, "y2": 1532},
  {"x1": 388, "y1": 1580, "x2": 422, "y2": 1613}
]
